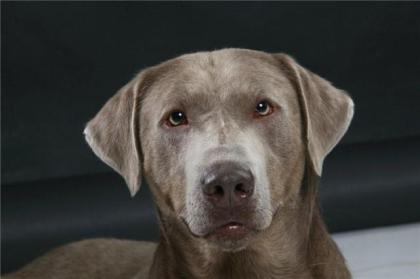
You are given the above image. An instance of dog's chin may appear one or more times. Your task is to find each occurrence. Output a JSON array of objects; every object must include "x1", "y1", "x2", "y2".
[
  {"x1": 208, "y1": 237, "x2": 250, "y2": 252},
  {"x1": 183, "y1": 211, "x2": 274, "y2": 252},
  {"x1": 205, "y1": 223, "x2": 258, "y2": 251},
  {"x1": 194, "y1": 222, "x2": 260, "y2": 252}
]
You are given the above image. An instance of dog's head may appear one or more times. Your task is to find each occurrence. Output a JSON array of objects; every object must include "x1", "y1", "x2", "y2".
[{"x1": 84, "y1": 49, "x2": 353, "y2": 251}]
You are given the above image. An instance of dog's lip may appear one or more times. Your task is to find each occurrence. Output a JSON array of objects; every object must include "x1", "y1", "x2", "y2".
[
  {"x1": 181, "y1": 217, "x2": 257, "y2": 239},
  {"x1": 208, "y1": 221, "x2": 251, "y2": 239}
]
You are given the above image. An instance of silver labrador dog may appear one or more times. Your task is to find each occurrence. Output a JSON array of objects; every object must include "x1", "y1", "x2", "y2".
[{"x1": 6, "y1": 49, "x2": 354, "y2": 279}]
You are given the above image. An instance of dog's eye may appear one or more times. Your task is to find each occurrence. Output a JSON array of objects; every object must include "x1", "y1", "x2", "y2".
[
  {"x1": 167, "y1": 111, "x2": 188, "y2": 127},
  {"x1": 255, "y1": 101, "x2": 273, "y2": 117}
]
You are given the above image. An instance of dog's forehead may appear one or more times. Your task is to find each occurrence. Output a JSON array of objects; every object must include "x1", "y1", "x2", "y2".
[
  {"x1": 177, "y1": 50, "x2": 284, "y2": 95},
  {"x1": 142, "y1": 49, "x2": 295, "y2": 116}
]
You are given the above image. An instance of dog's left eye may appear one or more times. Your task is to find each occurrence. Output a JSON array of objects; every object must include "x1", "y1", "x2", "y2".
[
  {"x1": 255, "y1": 101, "x2": 273, "y2": 117},
  {"x1": 167, "y1": 111, "x2": 188, "y2": 127}
]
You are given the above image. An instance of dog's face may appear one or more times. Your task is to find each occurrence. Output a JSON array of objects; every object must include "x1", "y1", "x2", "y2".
[
  {"x1": 84, "y1": 49, "x2": 353, "y2": 251},
  {"x1": 139, "y1": 51, "x2": 305, "y2": 250}
]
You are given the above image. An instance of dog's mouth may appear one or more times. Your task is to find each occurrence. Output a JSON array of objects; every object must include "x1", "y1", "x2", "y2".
[
  {"x1": 181, "y1": 216, "x2": 257, "y2": 241},
  {"x1": 215, "y1": 222, "x2": 249, "y2": 237},
  {"x1": 208, "y1": 221, "x2": 252, "y2": 240}
]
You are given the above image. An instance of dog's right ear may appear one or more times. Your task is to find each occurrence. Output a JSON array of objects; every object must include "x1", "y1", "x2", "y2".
[
  {"x1": 274, "y1": 53, "x2": 354, "y2": 176},
  {"x1": 84, "y1": 72, "x2": 147, "y2": 197}
]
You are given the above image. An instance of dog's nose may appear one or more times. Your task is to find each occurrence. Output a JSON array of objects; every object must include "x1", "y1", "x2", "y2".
[{"x1": 201, "y1": 162, "x2": 254, "y2": 207}]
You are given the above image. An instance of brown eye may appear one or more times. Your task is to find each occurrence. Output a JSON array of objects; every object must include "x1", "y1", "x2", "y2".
[
  {"x1": 167, "y1": 111, "x2": 188, "y2": 126},
  {"x1": 255, "y1": 101, "x2": 273, "y2": 117}
]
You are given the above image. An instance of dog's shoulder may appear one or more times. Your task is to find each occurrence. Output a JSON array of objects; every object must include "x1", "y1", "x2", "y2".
[{"x1": 4, "y1": 238, "x2": 157, "y2": 279}]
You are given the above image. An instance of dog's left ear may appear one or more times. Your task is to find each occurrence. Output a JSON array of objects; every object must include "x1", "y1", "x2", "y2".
[
  {"x1": 83, "y1": 73, "x2": 145, "y2": 196},
  {"x1": 274, "y1": 54, "x2": 354, "y2": 176}
]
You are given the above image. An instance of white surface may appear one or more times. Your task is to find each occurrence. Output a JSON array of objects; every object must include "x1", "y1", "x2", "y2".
[{"x1": 333, "y1": 223, "x2": 420, "y2": 279}]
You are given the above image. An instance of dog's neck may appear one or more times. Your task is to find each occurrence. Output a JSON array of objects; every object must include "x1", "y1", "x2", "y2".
[{"x1": 148, "y1": 171, "x2": 350, "y2": 279}]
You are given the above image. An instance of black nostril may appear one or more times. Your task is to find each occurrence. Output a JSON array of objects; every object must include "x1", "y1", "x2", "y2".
[
  {"x1": 235, "y1": 183, "x2": 253, "y2": 198},
  {"x1": 235, "y1": 183, "x2": 244, "y2": 193},
  {"x1": 215, "y1": 185, "x2": 224, "y2": 197},
  {"x1": 204, "y1": 184, "x2": 224, "y2": 198}
]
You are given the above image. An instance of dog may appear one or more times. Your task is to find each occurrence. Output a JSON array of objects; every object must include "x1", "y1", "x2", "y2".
[{"x1": 5, "y1": 49, "x2": 354, "y2": 279}]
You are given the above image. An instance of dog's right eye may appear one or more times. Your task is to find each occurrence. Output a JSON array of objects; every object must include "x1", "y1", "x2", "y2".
[{"x1": 167, "y1": 111, "x2": 188, "y2": 127}]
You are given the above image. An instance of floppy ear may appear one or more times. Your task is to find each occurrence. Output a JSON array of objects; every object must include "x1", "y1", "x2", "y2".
[
  {"x1": 275, "y1": 54, "x2": 354, "y2": 176},
  {"x1": 83, "y1": 75, "x2": 143, "y2": 196}
]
